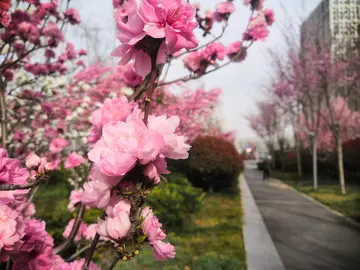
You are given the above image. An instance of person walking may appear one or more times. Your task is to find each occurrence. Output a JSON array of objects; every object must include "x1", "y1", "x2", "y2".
[{"x1": 263, "y1": 156, "x2": 271, "y2": 180}]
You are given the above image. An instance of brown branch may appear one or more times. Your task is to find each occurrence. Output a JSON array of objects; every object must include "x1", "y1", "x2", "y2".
[
  {"x1": 82, "y1": 233, "x2": 100, "y2": 270},
  {"x1": 82, "y1": 212, "x2": 106, "y2": 270},
  {"x1": 65, "y1": 243, "x2": 107, "y2": 262},
  {"x1": 0, "y1": 76, "x2": 7, "y2": 148},
  {"x1": 0, "y1": 174, "x2": 49, "y2": 191},
  {"x1": 107, "y1": 253, "x2": 121, "y2": 270},
  {"x1": 53, "y1": 204, "x2": 86, "y2": 254}
]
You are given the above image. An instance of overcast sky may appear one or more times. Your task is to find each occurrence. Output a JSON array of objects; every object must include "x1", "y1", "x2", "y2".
[{"x1": 69, "y1": 0, "x2": 323, "y2": 144}]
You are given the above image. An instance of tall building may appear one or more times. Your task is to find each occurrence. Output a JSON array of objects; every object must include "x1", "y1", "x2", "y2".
[{"x1": 301, "y1": 0, "x2": 360, "y2": 56}]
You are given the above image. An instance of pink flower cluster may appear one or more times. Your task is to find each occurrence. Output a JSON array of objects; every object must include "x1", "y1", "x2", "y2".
[
  {"x1": 88, "y1": 96, "x2": 138, "y2": 143},
  {"x1": 0, "y1": 147, "x2": 99, "y2": 270},
  {"x1": 226, "y1": 41, "x2": 247, "y2": 62},
  {"x1": 112, "y1": 0, "x2": 199, "y2": 76},
  {"x1": 141, "y1": 207, "x2": 175, "y2": 261},
  {"x1": 0, "y1": 149, "x2": 30, "y2": 205},
  {"x1": 183, "y1": 42, "x2": 225, "y2": 74},
  {"x1": 79, "y1": 96, "x2": 189, "y2": 260},
  {"x1": 214, "y1": 1, "x2": 235, "y2": 22},
  {"x1": 243, "y1": 11, "x2": 271, "y2": 41}
]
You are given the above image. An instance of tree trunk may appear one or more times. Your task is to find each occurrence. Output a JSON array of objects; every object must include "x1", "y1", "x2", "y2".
[
  {"x1": 295, "y1": 136, "x2": 303, "y2": 180},
  {"x1": 0, "y1": 80, "x2": 7, "y2": 149},
  {"x1": 336, "y1": 135, "x2": 346, "y2": 195},
  {"x1": 312, "y1": 135, "x2": 318, "y2": 190}
]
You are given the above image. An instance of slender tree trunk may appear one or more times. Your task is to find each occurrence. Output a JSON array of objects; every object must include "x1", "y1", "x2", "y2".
[
  {"x1": 0, "y1": 79, "x2": 7, "y2": 149},
  {"x1": 336, "y1": 135, "x2": 346, "y2": 195},
  {"x1": 312, "y1": 135, "x2": 318, "y2": 190},
  {"x1": 295, "y1": 136, "x2": 303, "y2": 180}
]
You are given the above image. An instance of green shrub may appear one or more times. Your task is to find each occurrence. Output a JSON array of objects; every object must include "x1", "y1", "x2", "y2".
[
  {"x1": 146, "y1": 173, "x2": 205, "y2": 232},
  {"x1": 181, "y1": 136, "x2": 244, "y2": 192}
]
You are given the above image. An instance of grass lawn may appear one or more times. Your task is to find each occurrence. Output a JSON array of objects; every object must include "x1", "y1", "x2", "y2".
[
  {"x1": 272, "y1": 171, "x2": 360, "y2": 222},
  {"x1": 116, "y1": 193, "x2": 246, "y2": 270}
]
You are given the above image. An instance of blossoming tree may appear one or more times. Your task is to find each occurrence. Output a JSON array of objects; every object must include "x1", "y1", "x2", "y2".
[{"x1": 0, "y1": 0, "x2": 274, "y2": 269}]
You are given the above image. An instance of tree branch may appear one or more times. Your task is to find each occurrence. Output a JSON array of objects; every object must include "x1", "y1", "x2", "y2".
[
  {"x1": 0, "y1": 174, "x2": 49, "y2": 191},
  {"x1": 0, "y1": 76, "x2": 7, "y2": 148},
  {"x1": 53, "y1": 204, "x2": 86, "y2": 254}
]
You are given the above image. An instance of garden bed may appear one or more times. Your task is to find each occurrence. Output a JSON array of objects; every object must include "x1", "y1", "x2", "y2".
[
  {"x1": 117, "y1": 193, "x2": 246, "y2": 270},
  {"x1": 272, "y1": 171, "x2": 360, "y2": 223}
]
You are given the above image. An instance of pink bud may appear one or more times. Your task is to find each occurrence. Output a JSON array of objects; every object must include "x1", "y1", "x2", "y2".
[{"x1": 25, "y1": 152, "x2": 41, "y2": 168}]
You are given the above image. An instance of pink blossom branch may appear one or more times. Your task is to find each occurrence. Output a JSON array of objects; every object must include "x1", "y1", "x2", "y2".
[
  {"x1": 158, "y1": 44, "x2": 253, "y2": 87},
  {"x1": 0, "y1": 174, "x2": 49, "y2": 191},
  {"x1": 175, "y1": 21, "x2": 229, "y2": 59}
]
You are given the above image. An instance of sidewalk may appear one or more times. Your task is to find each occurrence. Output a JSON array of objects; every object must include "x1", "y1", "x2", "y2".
[
  {"x1": 245, "y1": 168, "x2": 360, "y2": 270},
  {"x1": 240, "y1": 174, "x2": 285, "y2": 270}
]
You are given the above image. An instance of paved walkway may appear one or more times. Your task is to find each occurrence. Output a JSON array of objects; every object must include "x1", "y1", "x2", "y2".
[{"x1": 244, "y1": 168, "x2": 360, "y2": 270}]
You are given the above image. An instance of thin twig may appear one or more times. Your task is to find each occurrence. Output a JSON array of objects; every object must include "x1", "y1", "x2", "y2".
[{"x1": 65, "y1": 243, "x2": 107, "y2": 262}]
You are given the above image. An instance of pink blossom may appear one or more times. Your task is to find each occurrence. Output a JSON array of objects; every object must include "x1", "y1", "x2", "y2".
[
  {"x1": 113, "y1": 0, "x2": 136, "y2": 22},
  {"x1": 264, "y1": 9, "x2": 275, "y2": 26},
  {"x1": 120, "y1": 63, "x2": 143, "y2": 87},
  {"x1": 64, "y1": 152, "x2": 85, "y2": 169},
  {"x1": 148, "y1": 115, "x2": 191, "y2": 159},
  {"x1": 21, "y1": 202, "x2": 36, "y2": 218},
  {"x1": 202, "y1": 42, "x2": 226, "y2": 63},
  {"x1": 243, "y1": 12, "x2": 269, "y2": 41},
  {"x1": 138, "y1": 0, "x2": 199, "y2": 54},
  {"x1": 49, "y1": 137, "x2": 69, "y2": 153},
  {"x1": 2, "y1": 69, "x2": 13, "y2": 81},
  {"x1": 11, "y1": 219, "x2": 54, "y2": 270},
  {"x1": 226, "y1": 41, "x2": 247, "y2": 62},
  {"x1": 38, "y1": 157, "x2": 55, "y2": 174},
  {"x1": 144, "y1": 155, "x2": 169, "y2": 183},
  {"x1": 64, "y1": 8, "x2": 81, "y2": 25},
  {"x1": 111, "y1": 11, "x2": 149, "y2": 76},
  {"x1": 78, "y1": 49, "x2": 87, "y2": 56},
  {"x1": 84, "y1": 224, "x2": 97, "y2": 240},
  {"x1": 214, "y1": 1, "x2": 235, "y2": 22},
  {"x1": 112, "y1": 0, "x2": 198, "y2": 76},
  {"x1": 81, "y1": 166, "x2": 121, "y2": 208},
  {"x1": 151, "y1": 240, "x2": 176, "y2": 261},
  {"x1": 91, "y1": 96, "x2": 137, "y2": 129},
  {"x1": 25, "y1": 152, "x2": 41, "y2": 169},
  {"x1": 97, "y1": 201, "x2": 131, "y2": 240},
  {"x1": 17, "y1": 22, "x2": 40, "y2": 43},
  {"x1": 183, "y1": 51, "x2": 204, "y2": 73},
  {"x1": 88, "y1": 112, "x2": 164, "y2": 176},
  {"x1": 0, "y1": 205, "x2": 25, "y2": 254},
  {"x1": 105, "y1": 198, "x2": 131, "y2": 218},
  {"x1": 141, "y1": 207, "x2": 166, "y2": 243},
  {"x1": 43, "y1": 22, "x2": 64, "y2": 46},
  {"x1": 63, "y1": 219, "x2": 88, "y2": 242},
  {"x1": 0, "y1": 159, "x2": 29, "y2": 184},
  {"x1": 67, "y1": 190, "x2": 83, "y2": 212}
]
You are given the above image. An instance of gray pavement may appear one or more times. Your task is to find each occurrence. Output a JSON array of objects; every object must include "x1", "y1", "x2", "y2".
[
  {"x1": 241, "y1": 174, "x2": 285, "y2": 270},
  {"x1": 244, "y1": 167, "x2": 360, "y2": 270}
]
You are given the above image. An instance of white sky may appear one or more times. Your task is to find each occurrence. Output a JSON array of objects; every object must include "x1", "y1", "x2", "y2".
[{"x1": 68, "y1": 0, "x2": 322, "y2": 143}]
